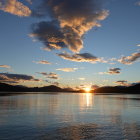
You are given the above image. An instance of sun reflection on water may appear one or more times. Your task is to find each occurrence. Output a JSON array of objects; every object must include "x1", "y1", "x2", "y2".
[{"x1": 80, "y1": 93, "x2": 94, "y2": 108}]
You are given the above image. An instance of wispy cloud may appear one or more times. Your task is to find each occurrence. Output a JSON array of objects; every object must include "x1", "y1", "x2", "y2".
[
  {"x1": 34, "y1": 60, "x2": 51, "y2": 65},
  {"x1": 0, "y1": 65, "x2": 11, "y2": 68},
  {"x1": 26, "y1": 0, "x2": 33, "y2": 4},
  {"x1": 115, "y1": 80, "x2": 129, "y2": 86},
  {"x1": 57, "y1": 52, "x2": 105, "y2": 63},
  {"x1": 137, "y1": 44, "x2": 140, "y2": 47},
  {"x1": 78, "y1": 78, "x2": 85, "y2": 80},
  {"x1": 56, "y1": 68, "x2": 78, "y2": 72},
  {"x1": 118, "y1": 51, "x2": 140, "y2": 65},
  {"x1": 99, "y1": 68, "x2": 121, "y2": 75},
  {"x1": 116, "y1": 80, "x2": 140, "y2": 86},
  {"x1": 107, "y1": 68, "x2": 121, "y2": 74},
  {"x1": 30, "y1": 0, "x2": 109, "y2": 52},
  {"x1": 46, "y1": 81, "x2": 60, "y2": 86},
  {"x1": 0, "y1": 0, "x2": 31, "y2": 16},
  {"x1": 135, "y1": 1, "x2": 140, "y2": 6},
  {"x1": 0, "y1": 73, "x2": 40, "y2": 84},
  {"x1": 37, "y1": 72, "x2": 59, "y2": 79},
  {"x1": 91, "y1": 85, "x2": 99, "y2": 89}
]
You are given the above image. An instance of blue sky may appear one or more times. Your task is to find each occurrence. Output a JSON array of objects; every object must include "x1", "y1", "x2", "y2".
[{"x1": 0, "y1": 0, "x2": 140, "y2": 88}]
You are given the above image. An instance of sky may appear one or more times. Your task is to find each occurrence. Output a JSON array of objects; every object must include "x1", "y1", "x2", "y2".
[{"x1": 0, "y1": 0, "x2": 140, "y2": 89}]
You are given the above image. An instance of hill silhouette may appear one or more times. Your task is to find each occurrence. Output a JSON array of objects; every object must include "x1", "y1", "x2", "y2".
[
  {"x1": 0, "y1": 82, "x2": 140, "y2": 95},
  {"x1": 0, "y1": 82, "x2": 78, "y2": 94},
  {"x1": 94, "y1": 84, "x2": 140, "y2": 93}
]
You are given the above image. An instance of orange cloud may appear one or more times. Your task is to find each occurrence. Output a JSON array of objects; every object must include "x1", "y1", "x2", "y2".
[
  {"x1": 57, "y1": 52, "x2": 105, "y2": 63},
  {"x1": 0, "y1": 65, "x2": 10, "y2": 68},
  {"x1": 31, "y1": 0, "x2": 109, "y2": 52},
  {"x1": 118, "y1": 52, "x2": 140, "y2": 65},
  {"x1": 56, "y1": 68, "x2": 78, "y2": 72},
  {"x1": 0, "y1": 0, "x2": 31, "y2": 16},
  {"x1": 34, "y1": 60, "x2": 51, "y2": 65}
]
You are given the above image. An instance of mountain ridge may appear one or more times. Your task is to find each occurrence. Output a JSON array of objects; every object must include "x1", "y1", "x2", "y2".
[{"x1": 0, "y1": 82, "x2": 140, "y2": 94}]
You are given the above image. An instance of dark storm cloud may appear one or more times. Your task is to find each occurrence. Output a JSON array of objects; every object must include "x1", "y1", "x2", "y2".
[
  {"x1": 57, "y1": 52, "x2": 104, "y2": 63},
  {"x1": 31, "y1": 0, "x2": 109, "y2": 52},
  {"x1": 0, "y1": 73, "x2": 40, "y2": 83}
]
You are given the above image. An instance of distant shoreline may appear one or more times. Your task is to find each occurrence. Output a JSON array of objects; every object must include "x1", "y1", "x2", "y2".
[
  {"x1": 0, "y1": 82, "x2": 140, "y2": 95},
  {"x1": 0, "y1": 92, "x2": 140, "y2": 97}
]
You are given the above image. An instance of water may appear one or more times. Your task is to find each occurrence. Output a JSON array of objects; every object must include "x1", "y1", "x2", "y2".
[{"x1": 0, "y1": 93, "x2": 140, "y2": 140}]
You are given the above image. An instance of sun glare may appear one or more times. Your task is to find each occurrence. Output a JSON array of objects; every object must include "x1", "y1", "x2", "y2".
[{"x1": 85, "y1": 87, "x2": 91, "y2": 93}]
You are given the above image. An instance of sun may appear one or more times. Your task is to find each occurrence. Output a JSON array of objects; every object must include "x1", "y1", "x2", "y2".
[{"x1": 84, "y1": 87, "x2": 91, "y2": 93}]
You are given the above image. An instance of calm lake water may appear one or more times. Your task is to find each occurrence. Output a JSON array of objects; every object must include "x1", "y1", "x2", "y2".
[{"x1": 0, "y1": 93, "x2": 140, "y2": 140}]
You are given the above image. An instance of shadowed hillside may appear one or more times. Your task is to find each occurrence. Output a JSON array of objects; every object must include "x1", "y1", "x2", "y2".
[
  {"x1": 94, "y1": 84, "x2": 140, "y2": 93},
  {"x1": 0, "y1": 82, "x2": 140, "y2": 95}
]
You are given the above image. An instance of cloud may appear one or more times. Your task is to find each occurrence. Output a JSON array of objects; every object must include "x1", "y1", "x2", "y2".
[
  {"x1": 98, "y1": 72, "x2": 105, "y2": 75},
  {"x1": 107, "y1": 68, "x2": 121, "y2": 74},
  {"x1": 57, "y1": 52, "x2": 104, "y2": 63},
  {"x1": 0, "y1": 73, "x2": 40, "y2": 84},
  {"x1": 52, "y1": 82, "x2": 59, "y2": 86},
  {"x1": 118, "y1": 52, "x2": 140, "y2": 65},
  {"x1": 99, "y1": 68, "x2": 121, "y2": 75},
  {"x1": 0, "y1": 65, "x2": 10, "y2": 68},
  {"x1": 34, "y1": 60, "x2": 51, "y2": 64},
  {"x1": 137, "y1": 44, "x2": 140, "y2": 47},
  {"x1": 135, "y1": 1, "x2": 140, "y2": 6},
  {"x1": 30, "y1": 21, "x2": 67, "y2": 51},
  {"x1": 45, "y1": 80, "x2": 60, "y2": 86},
  {"x1": 37, "y1": 72, "x2": 59, "y2": 79},
  {"x1": 31, "y1": 0, "x2": 109, "y2": 52},
  {"x1": 91, "y1": 85, "x2": 99, "y2": 89},
  {"x1": 26, "y1": 0, "x2": 33, "y2": 4},
  {"x1": 130, "y1": 81, "x2": 140, "y2": 86},
  {"x1": 78, "y1": 78, "x2": 85, "y2": 81},
  {"x1": 115, "y1": 80, "x2": 129, "y2": 86},
  {"x1": 0, "y1": 0, "x2": 31, "y2": 16},
  {"x1": 56, "y1": 68, "x2": 77, "y2": 72},
  {"x1": 116, "y1": 81, "x2": 140, "y2": 87}
]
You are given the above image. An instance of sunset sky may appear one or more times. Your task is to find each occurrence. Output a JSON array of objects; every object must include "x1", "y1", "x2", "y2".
[{"x1": 0, "y1": 0, "x2": 140, "y2": 89}]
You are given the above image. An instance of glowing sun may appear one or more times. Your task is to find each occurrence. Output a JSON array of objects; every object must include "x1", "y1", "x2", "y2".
[{"x1": 84, "y1": 87, "x2": 91, "y2": 92}]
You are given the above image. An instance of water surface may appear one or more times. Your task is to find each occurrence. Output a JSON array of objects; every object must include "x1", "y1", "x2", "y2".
[{"x1": 0, "y1": 93, "x2": 140, "y2": 140}]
